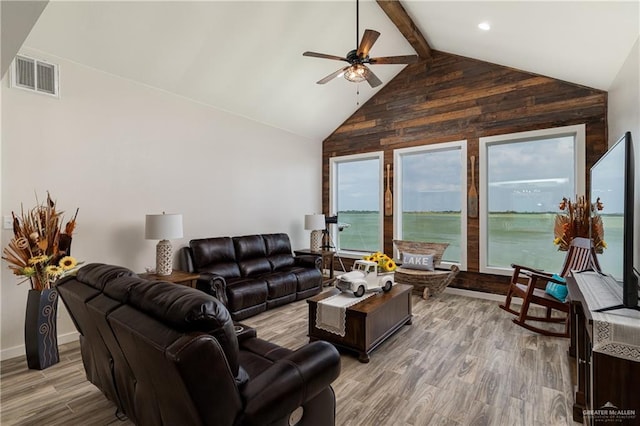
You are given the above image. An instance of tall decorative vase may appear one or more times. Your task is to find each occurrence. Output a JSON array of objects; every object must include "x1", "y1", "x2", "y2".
[{"x1": 24, "y1": 288, "x2": 60, "y2": 370}]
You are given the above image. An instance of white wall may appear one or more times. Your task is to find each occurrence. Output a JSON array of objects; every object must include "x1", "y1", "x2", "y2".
[
  {"x1": 608, "y1": 37, "x2": 640, "y2": 144},
  {"x1": 607, "y1": 36, "x2": 640, "y2": 274},
  {"x1": 0, "y1": 49, "x2": 322, "y2": 359}
]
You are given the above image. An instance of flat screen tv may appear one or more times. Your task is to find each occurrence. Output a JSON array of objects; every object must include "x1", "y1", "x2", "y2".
[{"x1": 590, "y1": 131, "x2": 639, "y2": 310}]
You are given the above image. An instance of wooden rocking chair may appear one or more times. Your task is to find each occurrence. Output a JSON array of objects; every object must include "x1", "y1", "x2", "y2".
[{"x1": 499, "y1": 237, "x2": 601, "y2": 338}]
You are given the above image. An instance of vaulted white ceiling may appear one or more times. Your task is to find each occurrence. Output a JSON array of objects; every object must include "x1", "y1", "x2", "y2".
[{"x1": 20, "y1": 1, "x2": 640, "y2": 141}]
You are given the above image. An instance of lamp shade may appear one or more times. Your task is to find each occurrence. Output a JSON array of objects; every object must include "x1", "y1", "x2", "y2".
[
  {"x1": 304, "y1": 214, "x2": 325, "y2": 231},
  {"x1": 145, "y1": 213, "x2": 183, "y2": 240}
]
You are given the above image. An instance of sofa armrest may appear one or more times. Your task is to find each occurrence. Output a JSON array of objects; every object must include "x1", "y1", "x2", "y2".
[
  {"x1": 195, "y1": 273, "x2": 228, "y2": 306},
  {"x1": 294, "y1": 255, "x2": 322, "y2": 270},
  {"x1": 240, "y1": 341, "x2": 340, "y2": 426}
]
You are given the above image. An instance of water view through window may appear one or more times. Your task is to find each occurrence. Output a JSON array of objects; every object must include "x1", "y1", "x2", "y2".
[
  {"x1": 399, "y1": 147, "x2": 462, "y2": 263},
  {"x1": 487, "y1": 136, "x2": 575, "y2": 271},
  {"x1": 334, "y1": 157, "x2": 381, "y2": 252}
]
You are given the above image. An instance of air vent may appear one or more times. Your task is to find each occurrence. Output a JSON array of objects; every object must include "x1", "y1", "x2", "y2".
[{"x1": 11, "y1": 54, "x2": 59, "y2": 97}]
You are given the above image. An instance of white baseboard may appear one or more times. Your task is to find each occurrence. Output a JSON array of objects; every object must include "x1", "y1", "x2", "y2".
[
  {"x1": 444, "y1": 287, "x2": 523, "y2": 306},
  {"x1": 0, "y1": 331, "x2": 79, "y2": 361}
]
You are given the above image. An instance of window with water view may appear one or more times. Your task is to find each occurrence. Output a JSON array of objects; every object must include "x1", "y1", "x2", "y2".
[
  {"x1": 330, "y1": 153, "x2": 382, "y2": 253},
  {"x1": 395, "y1": 142, "x2": 466, "y2": 265},
  {"x1": 481, "y1": 125, "x2": 585, "y2": 274}
]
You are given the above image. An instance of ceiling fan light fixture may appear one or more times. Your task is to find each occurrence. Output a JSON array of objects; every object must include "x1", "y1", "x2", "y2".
[{"x1": 344, "y1": 64, "x2": 368, "y2": 83}]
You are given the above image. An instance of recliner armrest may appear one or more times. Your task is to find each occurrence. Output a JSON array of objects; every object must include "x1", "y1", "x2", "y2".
[
  {"x1": 195, "y1": 273, "x2": 228, "y2": 305},
  {"x1": 294, "y1": 255, "x2": 322, "y2": 270},
  {"x1": 240, "y1": 340, "x2": 340, "y2": 426}
]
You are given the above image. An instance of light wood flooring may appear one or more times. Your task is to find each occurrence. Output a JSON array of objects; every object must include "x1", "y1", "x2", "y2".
[{"x1": 0, "y1": 291, "x2": 580, "y2": 425}]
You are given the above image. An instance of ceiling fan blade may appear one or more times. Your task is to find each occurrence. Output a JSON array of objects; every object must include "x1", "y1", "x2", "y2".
[
  {"x1": 357, "y1": 29, "x2": 380, "y2": 58},
  {"x1": 368, "y1": 55, "x2": 420, "y2": 65},
  {"x1": 317, "y1": 66, "x2": 351, "y2": 85},
  {"x1": 364, "y1": 66, "x2": 383, "y2": 88},
  {"x1": 303, "y1": 51, "x2": 350, "y2": 62}
]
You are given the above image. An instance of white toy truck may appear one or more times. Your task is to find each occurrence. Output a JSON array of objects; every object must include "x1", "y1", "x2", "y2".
[{"x1": 336, "y1": 260, "x2": 394, "y2": 297}]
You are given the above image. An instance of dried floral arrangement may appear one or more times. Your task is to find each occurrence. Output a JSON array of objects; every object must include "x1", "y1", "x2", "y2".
[
  {"x1": 553, "y1": 196, "x2": 606, "y2": 253},
  {"x1": 363, "y1": 252, "x2": 397, "y2": 272},
  {"x1": 2, "y1": 193, "x2": 80, "y2": 291}
]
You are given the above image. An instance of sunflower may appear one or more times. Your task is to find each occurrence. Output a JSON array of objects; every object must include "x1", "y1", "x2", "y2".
[
  {"x1": 21, "y1": 266, "x2": 36, "y2": 277},
  {"x1": 45, "y1": 265, "x2": 63, "y2": 277},
  {"x1": 59, "y1": 256, "x2": 78, "y2": 271},
  {"x1": 382, "y1": 259, "x2": 397, "y2": 272},
  {"x1": 28, "y1": 255, "x2": 49, "y2": 265}
]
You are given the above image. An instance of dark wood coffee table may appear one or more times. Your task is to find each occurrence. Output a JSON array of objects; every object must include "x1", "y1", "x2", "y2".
[{"x1": 307, "y1": 283, "x2": 412, "y2": 363}]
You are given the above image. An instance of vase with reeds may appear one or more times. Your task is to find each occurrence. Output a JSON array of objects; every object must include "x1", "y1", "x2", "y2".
[{"x1": 2, "y1": 192, "x2": 80, "y2": 369}]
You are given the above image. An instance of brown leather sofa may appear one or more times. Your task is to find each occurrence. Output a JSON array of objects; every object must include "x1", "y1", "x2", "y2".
[
  {"x1": 57, "y1": 263, "x2": 341, "y2": 426},
  {"x1": 183, "y1": 233, "x2": 323, "y2": 320}
]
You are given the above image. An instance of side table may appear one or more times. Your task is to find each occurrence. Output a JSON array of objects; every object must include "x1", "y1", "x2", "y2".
[
  {"x1": 139, "y1": 270, "x2": 200, "y2": 288},
  {"x1": 294, "y1": 249, "x2": 335, "y2": 285}
]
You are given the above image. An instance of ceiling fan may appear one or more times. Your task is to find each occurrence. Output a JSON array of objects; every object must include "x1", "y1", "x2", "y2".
[{"x1": 303, "y1": 0, "x2": 419, "y2": 88}]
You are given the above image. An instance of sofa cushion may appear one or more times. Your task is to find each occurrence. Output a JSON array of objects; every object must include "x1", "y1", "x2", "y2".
[
  {"x1": 263, "y1": 234, "x2": 295, "y2": 270},
  {"x1": 281, "y1": 266, "x2": 323, "y2": 293},
  {"x1": 225, "y1": 277, "x2": 268, "y2": 313},
  {"x1": 262, "y1": 272, "x2": 298, "y2": 299},
  {"x1": 238, "y1": 258, "x2": 272, "y2": 277},
  {"x1": 267, "y1": 254, "x2": 295, "y2": 270},
  {"x1": 190, "y1": 237, "x2": 241, "y2": 279},
  {"x1": 234, "y1": 235, "x2": 272, "y2": 276}
]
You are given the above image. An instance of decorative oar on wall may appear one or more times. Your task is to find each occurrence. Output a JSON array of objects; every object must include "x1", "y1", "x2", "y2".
[
  {"x1": 468, "y1": 156, "x2": 478, "y2": 218},
  {"x1": 385, "y1": 164, "x2": 393, "y2": 216}
]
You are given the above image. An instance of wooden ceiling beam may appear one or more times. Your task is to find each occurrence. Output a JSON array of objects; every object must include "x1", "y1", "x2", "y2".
[{"x1": 376, "y1": 0, "x2": 433, "y2": 62}]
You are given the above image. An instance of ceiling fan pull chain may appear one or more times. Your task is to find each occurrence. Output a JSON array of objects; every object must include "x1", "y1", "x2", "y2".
[{"x1": 356, "y1": 84, "x2": 360, "y2": 106}]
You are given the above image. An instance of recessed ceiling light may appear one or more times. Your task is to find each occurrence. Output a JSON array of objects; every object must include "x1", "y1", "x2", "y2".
[{"x1": 478, "y1": 22, "x2": 491, "y2": 31}]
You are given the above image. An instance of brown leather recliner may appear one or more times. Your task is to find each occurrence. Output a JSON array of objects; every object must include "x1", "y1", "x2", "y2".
[{"x1": 57, "y1": 263, "x2": 341, "y2": 426}]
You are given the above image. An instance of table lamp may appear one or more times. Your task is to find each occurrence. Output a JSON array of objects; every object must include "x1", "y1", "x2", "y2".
[
  {"x1": 304, "y1": 214, "x2": 325, "y2": 252},
  {"x1": 145, "y1": 213, "x2": 183, "y2": 276}
]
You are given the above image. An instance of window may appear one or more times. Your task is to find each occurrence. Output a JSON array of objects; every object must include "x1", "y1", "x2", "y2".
[
  {"x1": 329, "y1": 152, "x2": 383, "y2": 254},
  {"x1": 394, "y1": 141, "x2": 467, "y2": 268},
  {"x1": 479, "y1": 125, "x2": 586, "y2": 275}
]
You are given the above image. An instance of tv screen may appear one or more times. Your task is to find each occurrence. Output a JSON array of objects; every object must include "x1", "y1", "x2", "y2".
[{"x1": 590, "y1": 131, "x2": 638, "y2": 309}]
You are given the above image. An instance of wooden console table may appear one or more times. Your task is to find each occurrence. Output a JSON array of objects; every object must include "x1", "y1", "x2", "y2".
[{"x1": 567, "y1": 272, "x2": 640, "y2": 425}]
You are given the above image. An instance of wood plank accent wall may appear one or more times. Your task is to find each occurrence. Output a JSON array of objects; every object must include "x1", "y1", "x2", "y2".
[{"x1": 323, "y1": 50, "x2": 608, "y2": 294}]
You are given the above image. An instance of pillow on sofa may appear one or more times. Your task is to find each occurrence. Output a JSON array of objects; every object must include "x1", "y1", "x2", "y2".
[
  {"x1": 401, "y1": 253, "x2": 434, "y2": 271},
  {"x1": 545, "y1": 274, "x2": 568, "y2": 302}
]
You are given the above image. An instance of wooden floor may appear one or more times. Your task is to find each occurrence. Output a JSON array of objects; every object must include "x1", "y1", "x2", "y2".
[{"x1": 0, "y1": 291, "x2": 580, "y2": 425}]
